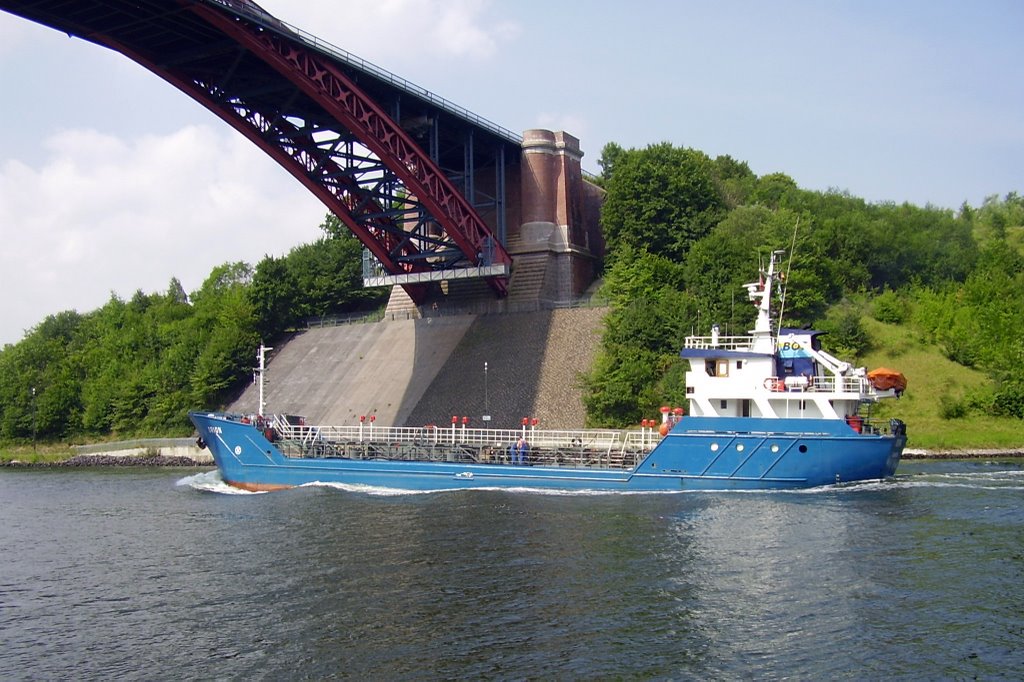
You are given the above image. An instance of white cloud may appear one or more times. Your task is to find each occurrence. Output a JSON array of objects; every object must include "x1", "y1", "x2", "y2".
[
  {"x1": 0, "y1": 125, "x2": 326, "y2": 345},
  {"x1": 261, "y1": 0, "x2": 519, "y2": 63},
  {"x1": 0, "y1": 0, "x2": 522, "y2": 346},
  {"x1": 430, "y1": 0, "x2": 520, "y2": 58}
]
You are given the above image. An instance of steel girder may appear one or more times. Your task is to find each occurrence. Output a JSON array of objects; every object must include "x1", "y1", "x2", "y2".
[
  {"x1": 186, "y1": 3, "x2": 512, "y2": 299},
  {"x1": 0, "y1": 0, "x2": 513, "y2": 301}
]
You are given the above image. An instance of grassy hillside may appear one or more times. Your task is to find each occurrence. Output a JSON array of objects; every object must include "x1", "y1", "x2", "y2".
[{"x1": 860, "y1": 317, "x2": 1022, "y2": 450}]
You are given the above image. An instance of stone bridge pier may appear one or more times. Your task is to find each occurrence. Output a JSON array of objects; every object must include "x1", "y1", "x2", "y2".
[
  {"x1": 514, "y1": 129, "x2": 605, "y2": 303},
  {"x1": 386, "y1": 129, "x2": 605, "y2": 316}
]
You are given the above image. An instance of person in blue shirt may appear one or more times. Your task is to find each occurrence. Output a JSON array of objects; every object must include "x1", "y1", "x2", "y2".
[{"x1": 510, "y1": 437, "x2": 529, "y2": 465}]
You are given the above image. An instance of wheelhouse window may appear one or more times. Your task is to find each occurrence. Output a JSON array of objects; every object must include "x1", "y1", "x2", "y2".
[{"x1": 706, "y1": 359, "x2": 730, "y2": 377}]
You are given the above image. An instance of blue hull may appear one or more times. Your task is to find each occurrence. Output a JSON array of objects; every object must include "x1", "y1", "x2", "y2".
[{"x1": 189, "y1": 413, "x2": 904, "y2": 493}]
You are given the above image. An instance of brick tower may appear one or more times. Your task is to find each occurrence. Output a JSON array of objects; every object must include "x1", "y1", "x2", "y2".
[{"x1": 510, "y1": 129, "x2": 604, "y2": 305}]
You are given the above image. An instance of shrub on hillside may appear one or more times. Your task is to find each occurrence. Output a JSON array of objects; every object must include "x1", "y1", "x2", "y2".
[
  {"x1": 991, "y1": 380, "x2": 1024, "y2": 419},
  {"x1": 817, "y1": 307, "x2": 871, "y2": 360},
  {"x1": 938, "y1": 393, "x2": 968, "y2": 420},
  {"x1": 872, "y1": 289, "x2": 907, "y2": 324}
]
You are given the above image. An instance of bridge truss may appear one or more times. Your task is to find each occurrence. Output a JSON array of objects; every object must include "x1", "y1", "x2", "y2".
[{"x1": 0, "y1": 0, "x2": 516, "y2": 300}]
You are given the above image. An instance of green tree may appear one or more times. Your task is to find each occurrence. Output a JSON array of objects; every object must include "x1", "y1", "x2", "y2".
[
  {"x1": 585, "y1": 236, "x2": 698, "y2": 426},
  {"x1": 600, "y1": 142, "x2": 724, "y2": 261},
  {"x1": 597, "y1": 141, "x2": 627, "y2": 182},
  {"x1": 583, "y1": 289, "x2": 697, "y2": 427},
  {"x1": 0, "y1": 311, "x2": 86, "y2": 440},
  {"x1": 751, "y1": 172, "x2": 799, "y2": 209},
  {"x1": 250, "y1": 255, "x2": 298, "y2": 340},
  {"x1": 906, "y1": 240, "x2": 1023, "y2": 418},
  {"x1": 710, "y1": 154, "x2": 756, "y2": 208},
  {"x1": 189, "y1": 262, "x2": 259, "y2": 408},
  {"x1": 600, "y1": 245, "x2": 686, "y2": 309},
  {"x1": 251, "y1": 214, "x2": 388, "y2": 341},
  {"x1": 817, "y1": 304, "x2": 871, "y2": 359},
  {"x1": 866, "y1": 203, "x2": 976, "y2": 288},
  {"x1": 872, "y1": 288, "x2": 908, "y2": 324}
]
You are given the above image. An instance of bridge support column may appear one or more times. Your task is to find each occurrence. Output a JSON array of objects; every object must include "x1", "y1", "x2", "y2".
[
  {"x1": 513, "y1": 129, "x2": 603, "y2": 304},
  {"x1": 386, "y1": 128, "x2": 605, "y2": 318}
]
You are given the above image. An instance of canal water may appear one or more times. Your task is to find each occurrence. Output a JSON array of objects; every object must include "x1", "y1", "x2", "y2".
[{"x1": 1, "y1": 459, "x2": 1022, "y2": 680}]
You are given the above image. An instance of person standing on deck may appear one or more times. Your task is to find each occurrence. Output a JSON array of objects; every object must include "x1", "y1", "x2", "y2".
[{"x1": 511, "y1": 437, "x2": 528, "y2": 465}]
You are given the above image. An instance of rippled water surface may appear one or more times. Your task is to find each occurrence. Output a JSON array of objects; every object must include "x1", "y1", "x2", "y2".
[{"x1": 1, "y1": 460, "x2": 1022, "y2": 679}]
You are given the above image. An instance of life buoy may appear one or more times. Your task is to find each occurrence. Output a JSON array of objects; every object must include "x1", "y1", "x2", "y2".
[{"x1": 763, "y1": 378, "x2": 783, "y2": 391}]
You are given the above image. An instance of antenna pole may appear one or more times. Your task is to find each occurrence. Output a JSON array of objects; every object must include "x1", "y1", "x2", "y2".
[{"x1": 776, "y1": 218, "x2": 800, "y2": 328}]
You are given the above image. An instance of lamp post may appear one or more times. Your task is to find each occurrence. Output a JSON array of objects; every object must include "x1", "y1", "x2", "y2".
[
  {"x1": 483, "y1": 361, "x2": 490, "y2": 423},
  {"x1": 31, "y1": 386, "x2": 37, "y2": 451}
]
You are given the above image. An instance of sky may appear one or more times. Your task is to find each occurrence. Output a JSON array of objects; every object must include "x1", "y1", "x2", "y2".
[{"x1": 1, "y1": 0, "x2": 1021, "y2": 346}]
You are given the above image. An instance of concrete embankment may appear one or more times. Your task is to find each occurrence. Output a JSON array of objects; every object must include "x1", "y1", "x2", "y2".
[
  {"x1": 71, "y1": 439, "x2": 213, "y2": 464},
  {"x1": 229, "y1": 307, "x2": 607, "y2": 429},
  {"x1": 2, "y1": 438, "x2": 214, "y2": 467},
  {"x1": 1, "y1": 454, "x2": 210, "y2": 468}
]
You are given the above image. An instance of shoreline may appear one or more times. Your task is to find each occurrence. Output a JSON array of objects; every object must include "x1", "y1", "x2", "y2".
[
  {"x1": 1, "y1": 453, "x2": 213, "y2": 468},
  {"x1": 3, "y1": 449, "x2": 1022, "y2": 469},
  {"x1": 902, "y1": 448, "x2": 1024, "y2": 460}
]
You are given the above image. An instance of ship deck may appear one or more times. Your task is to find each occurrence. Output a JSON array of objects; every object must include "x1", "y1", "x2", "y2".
[{"x1": 270, "y1": 419, "x2": 660, "y2": 470}]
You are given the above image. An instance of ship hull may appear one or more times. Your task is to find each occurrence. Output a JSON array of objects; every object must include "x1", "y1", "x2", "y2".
[{"x1": 190, "y1": 413, "x2": 904, "y2": 493}]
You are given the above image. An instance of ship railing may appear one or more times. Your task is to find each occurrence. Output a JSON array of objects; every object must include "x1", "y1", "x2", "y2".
[
  {"x1": 272, "y1": 422, "x2": 658, "y2": 451},
  {"x1": 768, "y1": 375, "x2": 878, "y2": 396},
  {"x1": 268, "y1": 419, "x2": 660, "y2": 469},
  {"x1": 684, "y1": 335, "x2": 754, "y2": 352},
  {"x1": 848, "y1": 416, "x2": 907, "y2": 437}
]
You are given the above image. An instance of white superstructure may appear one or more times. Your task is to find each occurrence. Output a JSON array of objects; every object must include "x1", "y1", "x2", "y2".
[{"x1": 681, "y1": 251, "x2": 903, "y2": 424}]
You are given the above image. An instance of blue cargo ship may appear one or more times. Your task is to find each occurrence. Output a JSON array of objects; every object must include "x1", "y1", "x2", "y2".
[{"x1": 190, "y1": 251, "x2": 906, "y2": 492}]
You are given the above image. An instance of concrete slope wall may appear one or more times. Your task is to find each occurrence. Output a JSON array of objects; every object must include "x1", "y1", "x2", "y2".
[
  {"x1": 404, "y1": 307, "x2": 605, "y2": 429},
  {"x1": 229, "y1": 316, "x2": 475, "y2": 425},
  {"x1": 229, "y1": 308, "x2": 606, "y2": 428}
]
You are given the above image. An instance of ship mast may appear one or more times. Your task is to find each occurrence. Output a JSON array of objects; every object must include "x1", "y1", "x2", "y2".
[
  {"x1": 745, "y1": 250, "x2": 784, "y2": 353},
  {"x1": 254, "y1": 343, "x2": 272, "y2": 418}
]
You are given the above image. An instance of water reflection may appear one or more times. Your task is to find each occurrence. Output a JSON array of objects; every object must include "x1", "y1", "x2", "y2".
[{"x1": 2, "y1": 462, "x2": 1022, "y2": 679}]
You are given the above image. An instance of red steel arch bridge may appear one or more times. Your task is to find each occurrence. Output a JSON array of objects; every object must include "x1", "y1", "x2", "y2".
[{"x1": 1, "y1": 0, "x2": 518, "y2": 302}]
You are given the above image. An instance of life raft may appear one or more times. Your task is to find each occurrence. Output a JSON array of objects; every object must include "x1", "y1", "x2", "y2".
[{"x1": 867, "y1": 368, "x2": 908, "y2": 393}]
